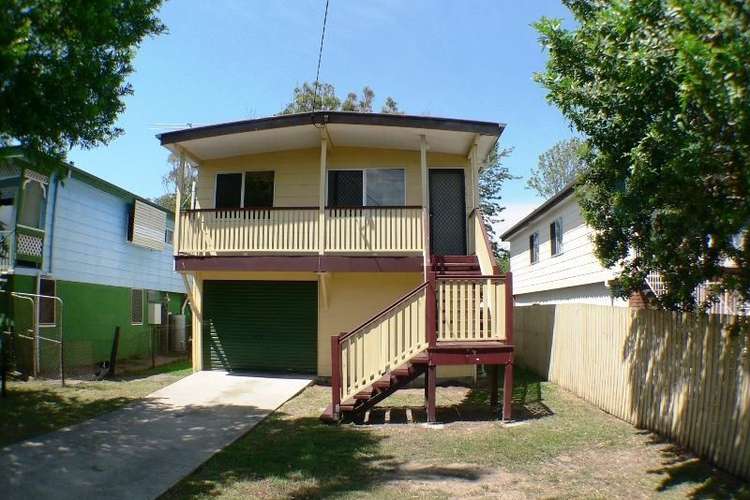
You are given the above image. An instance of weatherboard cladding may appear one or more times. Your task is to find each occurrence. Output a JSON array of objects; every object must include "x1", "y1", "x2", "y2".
[{"x1": 48, "y1": 175, "x2": 183, "y2": 293}]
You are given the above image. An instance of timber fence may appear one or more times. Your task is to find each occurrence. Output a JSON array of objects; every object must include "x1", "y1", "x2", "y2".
[{"x1": 514, "y1": 304, "x2": 750, "y2": 480}]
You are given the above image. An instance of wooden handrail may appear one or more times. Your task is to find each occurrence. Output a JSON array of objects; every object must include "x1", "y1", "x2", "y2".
[
  {"x1": 183, "y1": 206, "x2": 318, "y2": 213},
  {"x1": 471, "y1": 207, "x2": 501, "y2": 274},
  {"x1": 326, "y1": 205, "x2": 422, "y2": 210},
  {"x1": 338, "y1": 280, "x2": 429, "y2": 343},
  {"x1": 436, "y1": 274, "x2": 507, "y2": 281}
]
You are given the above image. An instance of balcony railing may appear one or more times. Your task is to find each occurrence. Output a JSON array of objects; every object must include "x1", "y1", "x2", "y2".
[
  {"x1": 0, "y1": 230, "x2": 14, "y2": 272},
  {"x1": 176, "y1": 206, "x2": 424, "y2": 256}
]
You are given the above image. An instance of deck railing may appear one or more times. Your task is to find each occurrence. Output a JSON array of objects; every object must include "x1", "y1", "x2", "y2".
[
  {"x1": 0, "y1": 230, "x2": 14, "y2": 272},
  {"x1": 325, "y1": 206, "x2": 423, "y2": 253},
  {"x1": 436, "y1": 276, "x2": 508, "y2": 342},
  {"x1": 332, "y1": 282, "x2": 430, "y2": 406},
  {"x1": 176, "y1": 206, "x2": 424, "y2": 255},
  {"x1": 178, "y1": 207, "x2": 320, "y2": 255}
]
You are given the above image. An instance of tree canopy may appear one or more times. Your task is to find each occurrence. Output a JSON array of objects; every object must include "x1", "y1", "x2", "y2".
[
  {"x1": 480, "y1": 145, "x2": 514, "y2": 259},
  {"x1": 534, "y1": 0, "x2": 750, "y2": 310},
  {"x1": 152, "y1": 153, "x2": 197, "y2": 211},
  {"x1": 0, "y1": 0, "x2": 165, "y2": 157},
  {"x1": 527, "y1": 138, "x2": 587, "y2": 198},
  {"x1": 280, "y1": 81, "x2": 401, "y2": 114}
]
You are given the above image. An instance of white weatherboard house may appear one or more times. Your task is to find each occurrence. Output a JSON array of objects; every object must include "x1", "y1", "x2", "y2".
[{"x1": 501, "y1": 184, "x2": 626, "y2": 308}]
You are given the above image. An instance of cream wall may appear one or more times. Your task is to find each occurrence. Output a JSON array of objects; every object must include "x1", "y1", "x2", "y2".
[
  {"x1": 194, "y1": 147, "x2": 471, "y2": 210},
  {"x1": 188, "y1": 270, "x2": 473, "y2": 379}
]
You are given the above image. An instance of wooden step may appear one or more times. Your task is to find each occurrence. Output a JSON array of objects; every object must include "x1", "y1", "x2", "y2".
[
  {"x1": 373, "y1": 375, "x2": 393, "y2": 391},
  {"x1": 353, "y1": 389, "x2": 375, "y2": 400}
]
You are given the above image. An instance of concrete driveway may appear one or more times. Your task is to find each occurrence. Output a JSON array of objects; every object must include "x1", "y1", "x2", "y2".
[{"x1": 1, "y1": 371, "x2": 312, "y2": 500}]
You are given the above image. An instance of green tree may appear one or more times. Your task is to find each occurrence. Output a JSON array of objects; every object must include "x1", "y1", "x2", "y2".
[
  {"x1": 0, "y1": 0, "x2": 165, "y2": 157},
  {"x1": 152, "y1": 153, "x2": 197, "y2": 211},
  {"x1": 480, "y1": 144, "x2": 515, "y2": 258},
  {"x1": 527, "y1": 138, "x2": 587, "y2": 198},
  {"x1": 280, "y1": 82, "x2": 400, "y2": 114},
  {"x1": 534, "y1": 0, "x2": 750, "y2": 309},
  {"x1": 381, "y1": 96, "x2": 402, "y2": 114}
]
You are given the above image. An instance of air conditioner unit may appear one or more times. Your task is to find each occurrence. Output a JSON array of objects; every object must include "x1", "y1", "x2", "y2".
[{"x1": 148, "y1": 303, "x2": 162, "y2": 325}]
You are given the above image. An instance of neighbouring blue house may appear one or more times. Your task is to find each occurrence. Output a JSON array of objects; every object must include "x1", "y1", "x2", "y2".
[{"x1": 0, "y1": 147, "x2": 186, "y2": 376}]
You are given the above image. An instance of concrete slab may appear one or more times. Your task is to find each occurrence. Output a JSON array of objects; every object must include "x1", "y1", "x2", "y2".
[{"x1": 1, "y1": 371, "x2": 312, "y2": 500}]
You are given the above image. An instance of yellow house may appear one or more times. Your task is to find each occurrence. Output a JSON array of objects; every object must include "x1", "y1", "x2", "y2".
[{"x1": 159, "y1": 111, "x2": 514, "y2": 422}]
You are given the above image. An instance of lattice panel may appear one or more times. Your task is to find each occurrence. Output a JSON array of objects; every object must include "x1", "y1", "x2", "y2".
[
  {"x1": 17, "y1": 232, "x2": 43, "y2": 257},
  {"x1": 24, "y1": 169, "x2": 49, "y2": 185}
]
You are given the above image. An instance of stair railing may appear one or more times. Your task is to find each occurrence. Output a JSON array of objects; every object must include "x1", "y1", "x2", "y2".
[
  {"x1": 331, "y1": 281, "x2": 430, "y2": 416},
  {"x1": 435, "y1": 275, "x2": 509, "y2": 342}
]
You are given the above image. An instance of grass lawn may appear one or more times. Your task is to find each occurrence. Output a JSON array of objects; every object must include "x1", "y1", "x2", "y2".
[
  {"x1": 0, "y1": 359, "x2": 192, "y2": 447},
  {"x1": 163, "y1": 368, "x2": 750, "y2": 499}
]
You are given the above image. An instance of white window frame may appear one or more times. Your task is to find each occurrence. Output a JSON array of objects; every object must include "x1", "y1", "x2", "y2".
[
  {"x1": 529, "y1": 231, "x2": 540, "y2": 265},
  {"x1": 131, "y1": 288, "x2": 144, "y2": 326},
  {"x1": 551, "y1": 217, "x2": 564, "y2": 257},
  {"x1": 325, "y1": 167, "x2": 406, "y2": 207},
  {"x1": 213, "y1": 171, "x2": 276, "y2": 209}
]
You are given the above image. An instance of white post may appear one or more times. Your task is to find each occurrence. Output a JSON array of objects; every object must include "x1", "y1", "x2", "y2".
[
  {"x1": 319, "y1": 136, "x2": 328, "y2": 256},
  {"x1": 173, "y1": 153, "x2": 184, "y2": 256},
  {"x1": 420, "y1": 135, "x2": 429, "y2": 275}
]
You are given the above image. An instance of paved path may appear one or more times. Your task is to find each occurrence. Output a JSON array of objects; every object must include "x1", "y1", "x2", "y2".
[{"x1": 1, "y1": 372, "x2": 312, "y2": 500}]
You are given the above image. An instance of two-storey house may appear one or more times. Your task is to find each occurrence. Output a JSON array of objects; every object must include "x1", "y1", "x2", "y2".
[
  {"x1": 159, "y1": 111, "x2": 514, "y2": 422},
  {"x1": 0, "y1": 148, "x2": 186, "y2": 377}
]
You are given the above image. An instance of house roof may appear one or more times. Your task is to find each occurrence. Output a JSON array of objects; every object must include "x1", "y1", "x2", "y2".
[
  {"x1": 1, "y1": 145, "x2": 173, "y2": 216},
  {"x1": 158, "y1": 111, "x2": 505, "y2": 163},
  {"x1": 500, "y1": 181, "x2": 576, "y2": 241}
]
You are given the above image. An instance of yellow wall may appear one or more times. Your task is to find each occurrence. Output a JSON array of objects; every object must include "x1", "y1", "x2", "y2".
[
  {"x1": 195, "y1": 147, "x2": 470, "y2": 210},
  {"x1": 188, "y1": 270, "x2": 473, "y2": 379}
]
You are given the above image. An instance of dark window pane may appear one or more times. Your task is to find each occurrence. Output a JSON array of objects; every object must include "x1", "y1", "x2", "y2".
[
  {"x1": 365, "y1": 169, "x2": 404, "y2": 206},
  {"x1": 327, "y1": 170, "x2": 363, "y2": 207},
  {"x1": 244, "y1": 171, "x2": 274, "y2": 208},
  {"x1": 131, "y1": 289, "x2": 143, "y2": 324},
  {"x1": 215, "y1": 173, "x2": 242, "y2": 209},
  {"x1": 39, "y1": 278, "x2": 55, "y2": 325}
]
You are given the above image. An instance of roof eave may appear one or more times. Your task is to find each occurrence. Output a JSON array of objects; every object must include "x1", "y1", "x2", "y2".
[{"x1": 500, "y1": 182, "x2": 577, "y2": 241}]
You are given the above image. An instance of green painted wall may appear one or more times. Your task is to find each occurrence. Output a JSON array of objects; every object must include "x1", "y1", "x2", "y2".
[{"x1": 2, "y1": 276, "x2": 186, "y2": 375}]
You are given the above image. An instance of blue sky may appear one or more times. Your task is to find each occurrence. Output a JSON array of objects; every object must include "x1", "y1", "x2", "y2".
[{"x1": 67, "y1": 0, "x2": 576, "y2": 232}]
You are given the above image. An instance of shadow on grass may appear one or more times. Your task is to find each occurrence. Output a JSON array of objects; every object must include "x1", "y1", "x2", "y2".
[
  {"x1": 642, "y1": 433, "x2": 750, "y2": 499},
  {"x1": 163, "y1": 411, "x2": 490, "y2": 499},
  {"x1": 359, "y1": 364, "x2": 553, "y2": 425},
  {"x1": 0, "y1": 387, "x2": 134, "y2": 447}
]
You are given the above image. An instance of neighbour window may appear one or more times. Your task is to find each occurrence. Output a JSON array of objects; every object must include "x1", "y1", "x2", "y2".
[
  {"x1": 243, "y1": 171, "x2": 274, "y2": 208},
  {"x1": 39, "y1": 278, "x2": 56, "y2": 326},
  {"x1": 131, "y1": 289, "x2": 144, "y2": 325},
  {"x1": 327, "y1": 168, "x2": 406, "y2": 207},
  {"x1": 214, "y1": 173, "x2": 243, "y2": 209},
  {"x1": 165, "y1": 228, "x2": 174, "y2": 244},
  {"x1": 19, "y1": 180, "x2": 46, "y2": 229},
  {"x1": 550, "y1": 217, "x2": 563, "y2": 256},
  {"x1": 529, "y1": 232, "x2": 539, "y2": 264}
]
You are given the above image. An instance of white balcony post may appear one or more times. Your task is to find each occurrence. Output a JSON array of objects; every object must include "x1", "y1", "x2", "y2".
[
  {"x1": 319, "y1": 136, "x2": 328, "y2": 256},
  {"x1": 420, "y1": 135, "x2": 429, "y2": 274},
  {"x1": 173, "y1": 153, "x2": 184, "y2": 256}
]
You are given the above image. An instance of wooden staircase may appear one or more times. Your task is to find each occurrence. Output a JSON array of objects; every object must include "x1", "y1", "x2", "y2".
[
  {"x1": 321, "y1": 261, "x2": 514, "y2": 424},
  {"x1": 322, "y1": 352, "x2": 428, "y2": 422},
  {"x1": 430, "y1": 255, "x2": 482, "y2": 277}
]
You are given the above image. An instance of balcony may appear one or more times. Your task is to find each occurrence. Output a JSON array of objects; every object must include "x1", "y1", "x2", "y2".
[{"x1": 175, "y1": 206, "x2": 424, "y2": 256}]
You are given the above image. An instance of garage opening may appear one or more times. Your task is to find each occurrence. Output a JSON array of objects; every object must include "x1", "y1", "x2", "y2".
[{"x1": 202, "y1": 281, "x2": 317, "y2": 373}]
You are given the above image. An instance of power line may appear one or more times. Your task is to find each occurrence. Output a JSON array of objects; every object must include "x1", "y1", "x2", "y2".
[{"x1": 311, "y1": 0, "x2": 330, "y2": 112}]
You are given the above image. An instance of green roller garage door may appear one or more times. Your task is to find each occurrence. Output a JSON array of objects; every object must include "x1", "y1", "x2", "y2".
[{"x1": 202, "y1": 281, "x2": 317, "y2": 373}]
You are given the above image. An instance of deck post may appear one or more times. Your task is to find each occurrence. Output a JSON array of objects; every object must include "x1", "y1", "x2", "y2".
[
  {"x1": 426, "y1": 271, "x2": 437, "y2": 348},
  {"x1": 419, "y1": 135, "x2": 430, "y2": 278},
  {"x1": 505, "y1": 272, "x2": 513, "y2": 344},
  {"x1": 489, "y1": 364, "x2": 499, "y2": 410},
  {"x1": 502, "y1": 362, "x2": 513, "y2": 422},
  {"x1": 426, "y1": 363, "x2": 437, "y2": 423},
  {"x1": 318, "y1": 135, "x2": 327, "y2": 257},
  {"x1": 330, "y1": 334, "x2": 342, "y2": 421}
]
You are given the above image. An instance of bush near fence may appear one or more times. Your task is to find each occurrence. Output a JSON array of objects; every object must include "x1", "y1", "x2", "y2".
[{"x1": 514, "y1": 304, "x2": 750, "y2": 480}]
